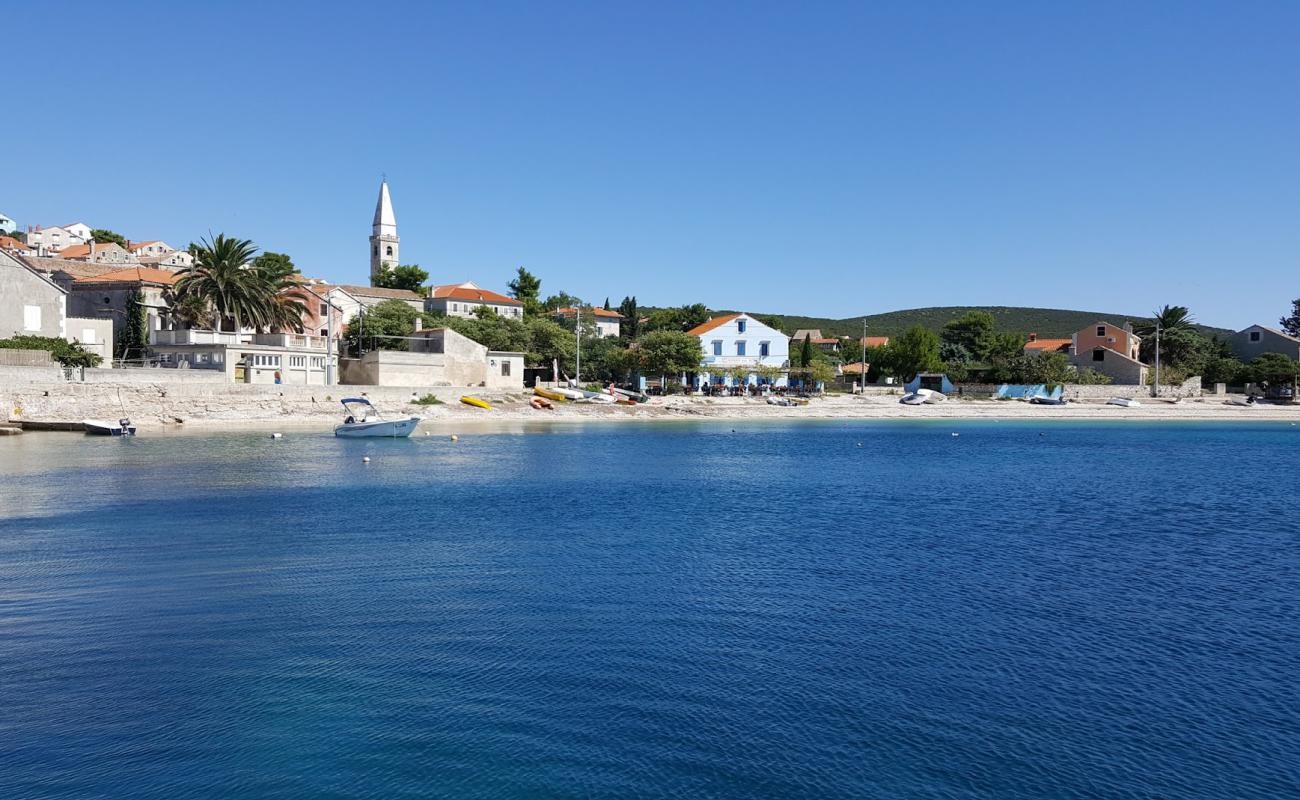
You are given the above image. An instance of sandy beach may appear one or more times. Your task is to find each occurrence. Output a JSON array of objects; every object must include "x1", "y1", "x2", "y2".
[{"x1": 131, "y1": 392, "x2": 1300, "y2": 432}]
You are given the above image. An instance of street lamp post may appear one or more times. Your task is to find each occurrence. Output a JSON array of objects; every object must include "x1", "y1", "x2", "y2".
[{"x1": 1153, "y1": 323, "x2": 1161, "y2": 397}]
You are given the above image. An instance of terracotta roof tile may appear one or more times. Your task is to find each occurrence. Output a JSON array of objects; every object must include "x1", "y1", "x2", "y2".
[
  {"x1": 74, "y1": 266, "x2": 179, "y2": 286},
  {"x1": 555, "y1": 306, "x2": 621, "y2": 318},
  {"x1": 430, "y1": 284, "x2": 521, "y2": 305},
  {"x1": 0, "y1": 235, "x2": 31, "y2": 251},
  {"x1": 687, "y1": 313, "x2": 743, "y2": 336},
  {"x1": 334, "y1": 284, "x2": 423, "y2": 300},
  {"x1": 1023, "y1": 338, "x2": 1072, "y2": 352}
]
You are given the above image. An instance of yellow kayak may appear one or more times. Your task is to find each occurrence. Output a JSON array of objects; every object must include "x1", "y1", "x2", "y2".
[
  {"x1": 460, "y1": 396, "x2": 492, "y2": 410},
  {"x1": 534, "y1": 387, "x2": 567, "y2": 402}
]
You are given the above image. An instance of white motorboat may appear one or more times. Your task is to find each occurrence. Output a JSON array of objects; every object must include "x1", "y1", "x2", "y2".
[
  {"x1": 922, "y1": 391, "x2": 947, "y2": 404},
  {"x1": 1106, "y1": 397, "x2": 1142, "y2": 408},
  {"x1": 333, "y1": 397, "x2": 420, "y2": 438},
  {"x1": 83, "y1": 418, "x2": 136, "y2": 436},
  {"x1": 579, "y1": 391, "x2": 616, "y2": 404},
  {"x1": 553, "y1": 387, "x2": 586, "y2": 401},
  {"x1": 766, "y1": 396, "x2": 798, "y2": 407},
  {"x1": 900, "y1": 393, "x2": 928, "y2": 406}
]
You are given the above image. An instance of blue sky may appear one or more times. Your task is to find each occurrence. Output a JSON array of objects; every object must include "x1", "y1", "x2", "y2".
[{"x1": 5, "y1": 1, "x2": 1298, "y2": 327}]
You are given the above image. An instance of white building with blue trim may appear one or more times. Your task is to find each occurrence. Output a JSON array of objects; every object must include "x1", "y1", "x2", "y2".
[{"x1": 687, "y1": 312, "x2": 790, "y2": 387}]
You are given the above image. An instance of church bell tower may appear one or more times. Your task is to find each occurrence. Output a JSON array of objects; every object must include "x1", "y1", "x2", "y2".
[{"x1": 369, "y1": 179, "x2": 399, "y2": 285}]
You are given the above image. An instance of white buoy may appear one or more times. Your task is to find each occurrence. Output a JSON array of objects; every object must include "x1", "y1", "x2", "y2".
[
  {"x1": 270, "y1": 432, "x2": 282, "y2": 439},
  {"x1": 450, "y1": 434, "x2": 459, "y2": 442},
  {"x1": 362, "y1": 456, "x2": 371, "y2": 463},
  {"x1": 951, "y1": 432, "x2": 960, "y2": 437}
]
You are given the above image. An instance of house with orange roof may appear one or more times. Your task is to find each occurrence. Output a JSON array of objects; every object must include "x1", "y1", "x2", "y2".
[
  {"x1": 128, "y1": 240, "x2": 193, "y2": 269},
  {"x1": 1066, "y1": 321, "x2": 1148, "y2": 384},
  {"x1": 0, "y1": 235, "x2": 33, "y2": 254},
  {"x1": 55, "y1": 241, "x2": 137, "y2": 265},
  {"x1": 687, "y1": 312, "x2": 790, "y2": 388},
  {"x1": 553, "y1": 306, "x2": 622, "y2": 338},
  {"x1": 68, "y1": 266, "x2": 180, "y2": 353},
  {"x1": 1023, "y1": 332, "x2": 1072, "y2": 354},
  {"x1": 25, "y1": 224, "x2": 88, "y2": 253},
  {"x1": 425, "y1": 281, "x2": 523, "y2": 319}
]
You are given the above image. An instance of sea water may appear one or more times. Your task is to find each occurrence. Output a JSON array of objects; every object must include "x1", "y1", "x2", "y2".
[{"x1": 1, "y1": 421, "x2": 1297, "y2": 799}]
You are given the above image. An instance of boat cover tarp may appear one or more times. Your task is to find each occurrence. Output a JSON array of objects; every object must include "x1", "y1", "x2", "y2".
[{"x1": 995, "y1": 384, "x2": 1063, "y2": 399}]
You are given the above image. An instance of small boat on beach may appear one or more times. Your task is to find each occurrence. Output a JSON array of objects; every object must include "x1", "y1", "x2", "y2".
[
  {"x1": 923, "y1": 391, "x2": 947, "y2": 404},
  {"x1": 900, "y1": 393, "x2": 927, "y2": 405},
  {"x1": 1029, "y1": 396, "x2": 1068, "y2": 406},
  {"x1": 1106, "y1": 397, "x2": 1142, "y2": 408},
  {"x1": 579, "y1": 392, "x2": 616, "y2": 404},
  {"x1": 534, "y1": 387, "x2": 567, "y2": 402},
  {"x1": 83, "y1": 418, "x2": 136, "y2": 436},
  {"x1": 553, "y1": 387, "x2": 586, "y2": 401},
  {"x1": 461, "y1": 396, "x2": 492, "y2": 410},
  {"x1": 334, "y1": 398, "x2": 420, "y2": 438},
  {"x1": 611, "y1": 387, "x2": 649, "y2": 403},
  {"x1": 766, "y1": 396, "x2": 798, "y2": 407}
]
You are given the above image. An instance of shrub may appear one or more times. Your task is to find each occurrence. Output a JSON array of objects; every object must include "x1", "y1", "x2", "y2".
[
  {"x1": 0, "y1": 335, "x2": 102, "y2": 368},
  {"x1": 411, "y1": 394, "x2": 443, "y2": 405}
]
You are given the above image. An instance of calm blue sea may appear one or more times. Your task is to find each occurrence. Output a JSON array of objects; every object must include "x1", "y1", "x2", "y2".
[{"x1": 1, "y1": 421, "x2": 1297, "y2": 799}]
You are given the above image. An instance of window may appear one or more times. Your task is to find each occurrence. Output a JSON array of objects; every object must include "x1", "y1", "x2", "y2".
[
  {"x1": 196, "y1": 353, "x2": 209, "y2": 363},
  {"x1": 320, "y1": 328, "x2": 327, "y2": 336},
  {"x1": 737, "y1": 319, "x2": 747, "y2": 333},
  {"x1": 501, "y1": 360, "x2": 511, "y2": 376},
  {"x1": 290, "y1": 356, "x2": 306, "y2": 367},
  {"x1": 1092, "y1": 349, "x2": 1105, "y2": 362},
  {"x1": 736, "y1": 341, "x2": 746, "y2": 356},
  {"x1": 713, "y1": 340, "x2": 722, "y2": 356},
  {"x1": 1096, "y1": 326, "x2": 1106, "y2": 337},
  {"x1": 759, "y1": 341, "x2": 769, "y2": 357},
  {"x1": 320, "y1": 303, "x2": 328, "y2": 316},
  {"x1": 372, "y1": 245, "x2": 378, "y2": 256},
  {"x1": 1250, "y1": 331, "x2": 1261, "y2": 342},
  {"x1": 23, "y1": 305, "x2": 41, "y2": 331},
  {"x1": 81, "y1": 328, "x2": 96, "y2": 344},
  {"x1": 213, "y1": 353, "x2": 224, "y2": 364},
  {"x1": 385, "y1": 246, "x2": 393, "y2": 256}
]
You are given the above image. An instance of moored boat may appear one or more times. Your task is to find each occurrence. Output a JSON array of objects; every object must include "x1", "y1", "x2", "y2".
[
  {"x1": 83, "y1": 418, "x2": 136, "y2": 436},
  {"x1": 334, "y1": 398, "x2": 420, "y2": 438}
]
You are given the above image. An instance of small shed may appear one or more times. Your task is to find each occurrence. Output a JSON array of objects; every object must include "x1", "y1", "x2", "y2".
[{"x1": 904, "y1": 373, "x2": 955, "y2": 394}]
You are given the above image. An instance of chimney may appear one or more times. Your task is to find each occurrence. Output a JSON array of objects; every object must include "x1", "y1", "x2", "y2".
[
  {"x1": 89, "y1": 240, "x2": 97, "y2": 261},
  {"x1": 413, "y1": 317, "x2": 422, "y2": 333},
  {"x1": 1028, "y1": 333, "x2": 1038, "y2": 342}
]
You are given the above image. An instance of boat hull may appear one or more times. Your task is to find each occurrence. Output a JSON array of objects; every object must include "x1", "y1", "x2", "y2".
[
  {"x1": 460, "y1": 396, "x2": 492, "y2": 410},
  {"x1": 83, "y1": 419, "x2": 136, "y2": 436},
  {"x1": 534, "y1": 387, "x2": 567, "y2": 402},
  {"x1": 334, "y1": 417, "x2": 421, "y2": 438}
]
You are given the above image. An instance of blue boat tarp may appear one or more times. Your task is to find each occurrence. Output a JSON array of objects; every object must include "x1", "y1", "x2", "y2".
[
  {"x1": 995, "y1": 384, "x2": 1063, "y2": 399},
  {"x1": 904, "y1": 374, "x2": 955, "y2": 394}
]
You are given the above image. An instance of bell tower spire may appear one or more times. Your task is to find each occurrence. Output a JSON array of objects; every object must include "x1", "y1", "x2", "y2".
[{"x1": 369, "y1": 178, "x2": 399, "y2": 285}]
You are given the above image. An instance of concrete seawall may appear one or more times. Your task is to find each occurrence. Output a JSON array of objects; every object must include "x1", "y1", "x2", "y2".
[{"x1": 3, "y1": 380, "x2": 515, "y2": 427}]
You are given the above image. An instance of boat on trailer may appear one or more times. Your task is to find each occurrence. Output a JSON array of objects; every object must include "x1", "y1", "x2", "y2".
[
  {"x1": 333, "y1": 397, "x2": 420, "y2": 438},
  {"x1": 83, "y1": 418, "x2": 136, "y2": 436}
]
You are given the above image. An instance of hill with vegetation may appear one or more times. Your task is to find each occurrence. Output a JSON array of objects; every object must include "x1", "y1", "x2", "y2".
[{"x1": 717, "y1": 306, "x2": 1233, "y2": 340}]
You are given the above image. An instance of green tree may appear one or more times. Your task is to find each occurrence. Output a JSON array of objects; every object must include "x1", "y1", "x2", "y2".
[
  {"x1": 941, "y1": 311, "x2": 996, "y2": 358},
  {"x1": 1246, "y1": 353, "x2": 1300, "y2": 386},
  {"x1": 89, "y1": 228, "x2": 128, "y2": 248},
  {"x1": 618, "y1": 296, "x2": 641, "y2": 339},
  {"x1": 250, "y1": 251, "x2": 295, "y2": 277},
  {"x1": 374, "y1": 264, "x2": 429, "y2": 293},
  {"x1": 508, "y1": 266, "x2": 543, "y2": 315},
  {"x1": 1136, "y1": 305, "x2": 1196, "y2": 337},
  {"x1": 543, "y1": 291, "x2": 583, "y2": 312},
  {"x1": 1279, "y1": 299, "x2": 1300, "y2": 338},
  {"x1": 639, "y1": 331, "x2": 704, "y2": 377},
  {"x1": 603, "y1": 297, "x2": 611, "y2": 310},
  {"x1": 345, "y1": 299, "x2": 420, "y2": 353},
  {"x1": 117, "y1": 288, "x2": 149, "y2": 361},
  {"x1": 884, "y1": 325, "x2": 942, "y2": 380},
  {"x1": 800, "y1": 334, "x2": 814, "y2": 368},
  {"x1": 175, "y1": 234, "x2": 266, "y2": 333}
]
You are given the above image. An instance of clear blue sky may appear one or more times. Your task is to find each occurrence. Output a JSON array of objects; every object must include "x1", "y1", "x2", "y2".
[{"x1": 6, "y1": 1, "x2": 1298, "y2": 327}]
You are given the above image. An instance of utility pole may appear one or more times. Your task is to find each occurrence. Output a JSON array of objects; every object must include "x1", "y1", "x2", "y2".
[
  {"x1": 1153, "y1": 324, "x2": 1161, "y2": 397},
  {"x1": 575, "y1": 306, "x2": 582, "y2": 385},
  {"x1": 861, "y1": 318, "x2": 868, "y2": 394},
  {"x1": 324, "y1": 288, "x2": 336, "y2": 386}
]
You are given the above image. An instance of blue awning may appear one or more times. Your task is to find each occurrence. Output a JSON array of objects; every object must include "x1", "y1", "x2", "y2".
[{"x1": 340, "y1": 397, "x2": 373, "y2": 406}]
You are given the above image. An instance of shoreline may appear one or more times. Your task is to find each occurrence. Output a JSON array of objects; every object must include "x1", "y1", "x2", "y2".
[{"x1": 10, "y1": 393, "x2": 1299, "y2": 433}]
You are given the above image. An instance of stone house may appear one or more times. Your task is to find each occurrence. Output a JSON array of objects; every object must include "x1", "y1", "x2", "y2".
[
  {"x1": 1067, "y1": 321, "x2": 1148, "y2": 384},
  {"x1": 339, "y1": 326, "x2": 524, "y2": 388},
  {"x1": 1227, "y1": 325, "x2": 1300, "y2": 362},
  {"x1": 55, "y1": 241, "x2": 138, "y2": 264},
  {"x1": 68, "y1": 266, "x2": 178, "y2": 350},
  {"x1": 25, "y1": 224, "x2": 87, "y2": 253},
  {"x1": 0, "y1": 250, "x2": 115, "y2": 360}
]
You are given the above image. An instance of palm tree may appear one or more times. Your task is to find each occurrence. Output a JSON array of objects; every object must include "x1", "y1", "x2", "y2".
[
  {"x1": 161, "y1": 289, "x2": 212, "y2": 330},
  {"x1": 251, "y1": 257, "x2": 307, "y2": 333},
  {"x1": 175, "y1": 234, "x2": 266, "y2": 333},
  {"x1": 1136, "y1": 305, "x2": 1195, "y2": 336}
]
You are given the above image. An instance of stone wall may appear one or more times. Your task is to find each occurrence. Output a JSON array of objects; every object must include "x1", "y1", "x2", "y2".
[{"x1": 2, "y1": 380, "x2": 516, "y2": 426}]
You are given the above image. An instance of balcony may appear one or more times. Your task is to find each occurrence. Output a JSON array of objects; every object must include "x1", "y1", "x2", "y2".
[
  {"x1": 150, "y1": 329, "x2": 246, "y2": 346},
  {"x1": 252, "y1": 333, "x2": 328, "y2": 350}
]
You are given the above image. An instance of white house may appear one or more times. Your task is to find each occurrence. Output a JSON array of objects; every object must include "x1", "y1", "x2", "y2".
[
  {"x1": 553, "y1": 306, "x2": 621, "y2": 338},
  {"x1": 128, "y1": 240, "x2": 177, "y2": 258},
  {"x1": 64, "y1": 222, "x2": 94, "y2": 242},
  {"x1": 0, "y1": 212, "x2": 15, "y2": 235},
  {"x1": 687, "y1": 312, "x2": 790, "y2": 387},
  {"x1": 425, "y1": 281, "x2": 523, "y2": 319},
  {"x1": 26, "y1": 224, "x2": 87, "y2": 253}
]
